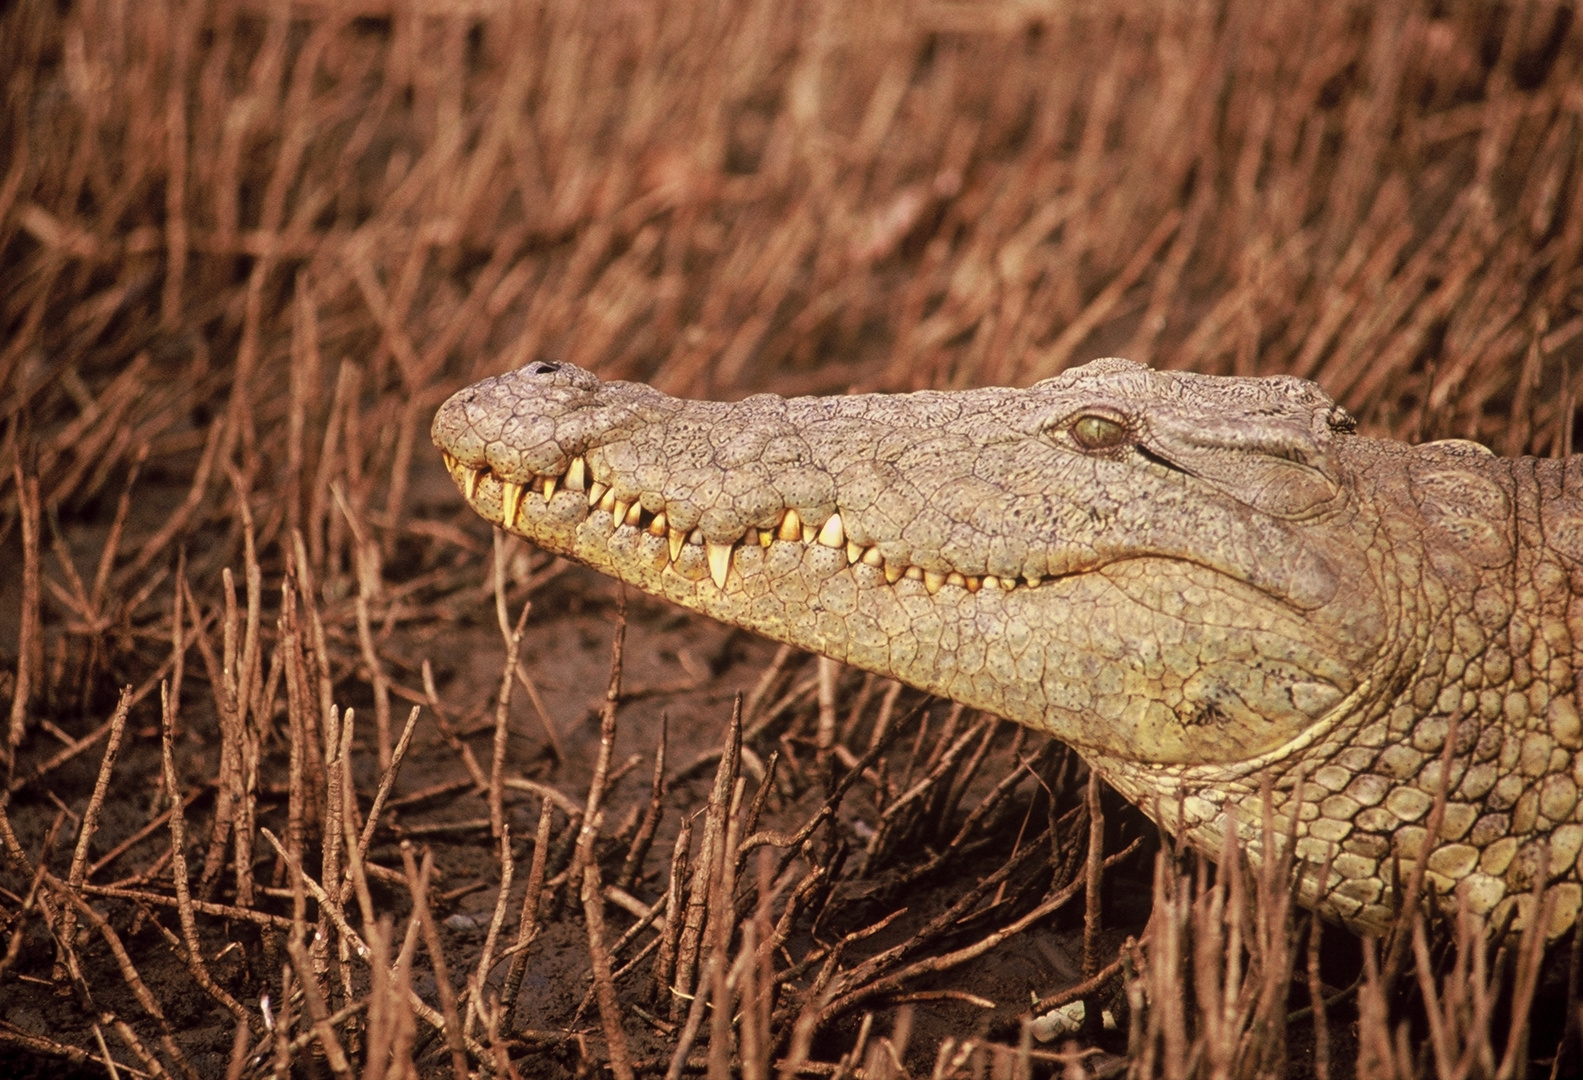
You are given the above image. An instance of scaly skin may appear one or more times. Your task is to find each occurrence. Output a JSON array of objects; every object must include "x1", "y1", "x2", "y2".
[{"x1": 432, "y1": 357, "x2": 1583, "y2": 936}]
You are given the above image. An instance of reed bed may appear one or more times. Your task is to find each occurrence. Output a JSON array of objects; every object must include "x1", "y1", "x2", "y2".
[{"x1": 2, "y1": 0, "x2": 1582, "y2": 1075}]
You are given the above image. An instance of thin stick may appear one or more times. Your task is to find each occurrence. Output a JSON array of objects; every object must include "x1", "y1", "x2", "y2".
[
  {"x1": 0, "y1": 811, "x2": 65, "y2": 985},
  {"x1": 6, "y1": 467, "x2": 39, "y2": 758},
  {"x1": 673, "y1": 696, "x2": 741, "y2": 1018},
  {"x1": 464, "y1": 825, "x2": 515, "y2": 1041},
  {"x1": 1081, "y1": 769, "x2": 1105, "y2": 979},
  {"x1": 581, "y1": 815, "x2": 635, "y2": 1080},
  {"x1": 400, "y1": 843, "x2": 470, "y2": 1080},
  {"x1": 346, "y1": 704, "x2": 421, "y2": 899},
  {"x1": 570, "y1": 597, "x2": 627, "y2": 895},
  {"x1": 78, "y1": 883, "x2": 295, "y2": 929},
  {"x1": 285, "y1": 937, "x2": 354, "y2": 1080},
  {"x1": 421, "y1": 660, "x2": 488, "y2": 789},
  {"x1": 489, "y1": 535, "x2": 534, "y2": 838},
  {"x1": 502, "y1": 798, "x2": 554, "y2": 1031},
  {"x1": 618, "y1": 714, "x2": 668, "y2": 891},
  {"x1": 653, "y1": 813, "x2": 693, "y2": 1008},
  {"x1": 157, "y1": 680, "x2": 241, "y2": 1021},
  {"x1": 54, "y1": 687, "x2": 131, "y2": 962},
  {"x1": 336, "y1": 478, "x2": 394, "y2": 769}
]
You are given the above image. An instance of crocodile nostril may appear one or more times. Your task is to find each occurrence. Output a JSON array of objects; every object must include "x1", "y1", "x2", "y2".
[{"x1": 524, "y1": 360, "x2": 562, "y2": 375}]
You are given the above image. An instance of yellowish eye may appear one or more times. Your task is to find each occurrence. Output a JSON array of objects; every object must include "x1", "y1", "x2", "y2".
[{"x1": 1071, "y1": 414, "x2": 1128, "y2": 450}]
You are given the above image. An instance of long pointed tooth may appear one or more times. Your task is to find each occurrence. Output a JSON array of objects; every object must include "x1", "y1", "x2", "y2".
[
  {"x1": 565, "y1": 456, "x2": 586, "y2": 491},
  {"x1": 588, "y1": 480, "x2": 609, "y2": 507},
  {"x1": 884, "y1": 562, "x2": 905, "y2": 583},
  {"x1": 612, "y1": 499, "x2": 631, "y2": 526},
  {"x1": 817, "y1": 512, "x2": 845, "y2": 548},
  {"x1": 923, "y1": 570, "x2": 945, "y2": 594},
  {"x1": 464, "y1": 468, "x2": 482, "y2": 500},
  {"x1": 846, "y1": 540, "x2": 863, "y2": 564},
  {"x1": 650, "y1": 511, "x2": 668, "y2": 537},
  {"x1": 706, "y1": 541, "x2": 732, "y2": 589},
  {"x1": 801, "y1": 523, "x2": 818, "y2": 544},
  {"x1": 500, "y1": 480, "x2": 525, "y2": 526},
  {"x1": 862, "y1": 546, "x2": 884, "y2": 567},
  {"x1": 669, "y1": 528, "x2": 686, "y2": 561},
  {"x1": 542, "y1": 475, "x2": 558, "y2": 502},
  {"x1": 599, "y1": 488, "x2": 617, "y2": 513},
  {"x1": 778, "y1": 509, "x2": 802, "y2": 542},
  {"x1": 625, "y1": 501, "x2": 643, "y2": 526},
  {"x1": 759, "y1": 530, "x2": 773, "y2": 547},
  {"x1": 442, "y1": 451, "x2": 457, "y2": 470}
]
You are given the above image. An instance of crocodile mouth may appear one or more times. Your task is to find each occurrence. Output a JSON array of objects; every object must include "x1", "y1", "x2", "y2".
[{"x1": 442, "y1": 451, "x2": 1056, "y2": 596}]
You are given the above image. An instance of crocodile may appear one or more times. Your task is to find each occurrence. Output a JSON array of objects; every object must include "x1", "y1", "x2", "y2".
[{"x1": 431, "y1": 356, "x2": 1583, "y2": 937}]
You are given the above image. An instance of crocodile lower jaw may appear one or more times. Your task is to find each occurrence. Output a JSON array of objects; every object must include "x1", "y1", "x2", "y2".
[{"x1": 441, "y1": 451, "x2": 1050, "y2": 596}]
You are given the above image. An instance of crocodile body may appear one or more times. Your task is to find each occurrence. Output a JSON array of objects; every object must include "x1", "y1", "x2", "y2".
[{"x1": 432, "y1": 357, "x2": 1583, "y2": 936}]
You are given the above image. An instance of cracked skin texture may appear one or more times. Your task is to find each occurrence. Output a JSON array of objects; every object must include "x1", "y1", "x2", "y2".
[{"x1": 433, "y1": 356, "x2": 1583, "y2": 936}]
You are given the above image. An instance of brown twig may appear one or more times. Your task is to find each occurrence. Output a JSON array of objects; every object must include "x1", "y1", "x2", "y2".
[
  {"x1": 580, "y1": 813, "x2": 636, "y2": 1080},
  {"x1": 6, "y1": 467, "x2": 40, "y2": 761},
  {"x1": 53, "y1": 686, "x2": 131, "y2": 962},
  {"x1": 501, "y1": 797, "x2": 555, "y2": 1031},
  {"x1": 399, "y1": 842, "x2": 470, "y2": 1079}
]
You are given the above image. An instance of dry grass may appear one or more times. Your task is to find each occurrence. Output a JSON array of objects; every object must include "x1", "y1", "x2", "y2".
[{"x1": 2, "y1": 0, "x2": 1583, "y2": 1075}]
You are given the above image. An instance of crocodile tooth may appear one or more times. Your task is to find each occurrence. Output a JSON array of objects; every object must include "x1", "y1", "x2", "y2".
[
  {"x1": 442, "y1": 451, "x2": 457, "y2": 470},
  {"x1": 542, "y1": 475, "x2": 558, "y2": 502},
  {"x1": 1025, "y1": 574, "x2": 1042, "y2": 588},
  {"x1": 862, "y1": 546, "x2": 884, "y2": 567},
  {"x1": 965, "y1": 576, "x2": 981, "y2": 592},
  {"x1": 905, "y1": 566, "x2": 923, "y2": 580},
  {"x1": 565, "y1": 456, "x2": 586, "y2": 491},
  {"x1": 998, "y1": 577, "x2": 1016, "y2": 591},
  {"x1": 884, "y1": 562, "x2": 905, "y2": 583},
  {"x1": 846, "y1": 540, "x2": 863, "y2": 564},
  {"x1": 982, "y1": 575, "x2": 1000, "y2": 590},
  {"x1": 500, "y1": 480, "x2": 525, "y2": 527},
  {"x1": 625, "y1": 501, "x2": 643, "y2": 526},
  {"x1": 778, "y1": 509, "x2": 802, "y2": 542},
  {"x1": 817, "y1": 513, "x2": 845, "y2": 548},
  {"x1": 612, "y1": 498, "x2": 631, "y2": 526},
  {"x1": 589, "y1": 481, "x2": 609, "y2": 507},
  {"x1": 801, "y1": 521, "x2": 818, "y2": 544},
  {"x1": 668, "y1": 528, "x2": 686, "y2": 561},
  {"x1": 706, "y1": 541, "x2": 732, "y2": 589},
  {"x1": 923, "y1": 570, "x2": 946, "y2": 594},
  {"x1": 759, "y1": 530, "x2": 773, "y2": 547},
  {"x1": 650, "y1": 512, "x2": 668, "y2": 537},
  {"x1": 464, "y1": 468, "x2": 482, "y2": 500},
  {"x1": 945, "y1": 571, "x2": 966, "y2": 589},
  {"x1": 688, "y1": 528, "x2": 703, "y2": 545}
]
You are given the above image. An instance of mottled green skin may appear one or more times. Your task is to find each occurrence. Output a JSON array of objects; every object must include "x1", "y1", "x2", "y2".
[{"x1": 433, "y1": 357, "x2": 1583, "y2": 935}]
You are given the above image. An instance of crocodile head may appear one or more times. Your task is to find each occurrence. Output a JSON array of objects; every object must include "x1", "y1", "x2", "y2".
[{"x1": 432, "y1": 357, "x2": 1394, "y2": 772}]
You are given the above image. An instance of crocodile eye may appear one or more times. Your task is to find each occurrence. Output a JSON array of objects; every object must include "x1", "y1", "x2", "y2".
[
  {"x1": 524, "y1": 360, "x2": 561, "y2": 375},
  {"x1": 1071, "y1": 414, "x2": 1128, "y2": 451}
]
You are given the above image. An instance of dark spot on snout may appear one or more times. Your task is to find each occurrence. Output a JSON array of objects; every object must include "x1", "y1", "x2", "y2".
[{"x1": 1186, "y1": 702, "x2": 1230, "y2": 728}]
